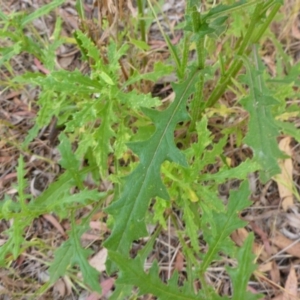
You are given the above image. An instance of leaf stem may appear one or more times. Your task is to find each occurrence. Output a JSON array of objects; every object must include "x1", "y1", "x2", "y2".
[
  {"x1": 187, "y1": 1, "x2": 206, "y2": 130},
  {"x1": 204, "y1": 1, "x2": 281, "y2": 110},
  {"x1": 137, "y1": 0, "x2": 146, "y2": 43}
]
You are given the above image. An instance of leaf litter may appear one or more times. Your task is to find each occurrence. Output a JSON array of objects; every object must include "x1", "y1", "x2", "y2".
[{"x1": 0, "y1": 0, "x2": 300, "y2": 299}]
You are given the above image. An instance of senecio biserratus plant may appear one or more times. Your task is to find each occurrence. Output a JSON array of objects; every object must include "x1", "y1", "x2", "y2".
[{"x1": 2, "y1": 0, "x2": 298, "y2": 299}]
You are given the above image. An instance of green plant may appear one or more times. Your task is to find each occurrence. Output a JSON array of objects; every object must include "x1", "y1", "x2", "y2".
[{"x1": 1, "y1": 0, "x2": 298, "y2": 298}]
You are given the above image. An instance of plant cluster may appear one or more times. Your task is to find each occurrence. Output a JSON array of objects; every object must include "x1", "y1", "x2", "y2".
[{"x1": 1, "y1": 0, "x2": 299, "y2": 299}]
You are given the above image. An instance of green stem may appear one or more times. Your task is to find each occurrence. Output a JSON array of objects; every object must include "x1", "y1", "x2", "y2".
[
  {"x1": 137, "y1": 0, "x2": 147, "y2": 67},
  {"x1": 137, "y1": 0, "x2": 146, "y2": 43},
  {"x1": 187, "y1": 1, "x2": 206, "y2": 130},
  {"x1": 204, "y1": 1, "x2": 281, "y2": 110},
  {"x1": 252, "y1": 2, "x2": 281, "y2": 43}
]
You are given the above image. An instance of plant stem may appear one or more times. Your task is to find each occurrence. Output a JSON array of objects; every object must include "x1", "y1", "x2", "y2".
[
  {"x1": 137, "y1": 0, "x2": 146, "y2": 43},
  {"x1": 252, "y1": 2, "x2": 281, "y2": 43},
  {"x1": 190, "y1": 38, "x2": 205, "y2": 130},
  {"x1": 204, "y1": 1, "x2": 281, "y2": 110},
  {"x1": 187, "y1": 1, "x2": 206, "y2": 130},
  {"x1": 137, "y1": 0, "x2": 147, "y2": 67}
]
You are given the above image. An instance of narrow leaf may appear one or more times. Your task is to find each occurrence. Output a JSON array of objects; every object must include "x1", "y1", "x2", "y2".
[{"x1": 21, "y1": 0, "x2": 64, "y2": 26}]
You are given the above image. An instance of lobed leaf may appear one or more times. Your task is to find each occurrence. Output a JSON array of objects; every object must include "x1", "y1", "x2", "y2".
[
  {"x1": 110, "y1": 252, "x2": 200, "y2": 300},
  {"x1": 200, "y1": 180, "x2": 251, "y2": 272},
  {"x1": 227, "y1": 234, "x2": 262, "y2": 300},
  {"x1": 104, "y1": 67, "x2": 200, "y2": 259},
  {"x1": 240, "y1": 52, "x2": 283, "y2": 182},
  {"x1": 199, "y1": 159, "x2": 260, "y2": 183},
  {"x1": 21, "y1": 0, "x2": 64, "y2": 27},
  {"x1": 49, "y1": 223, "x2": 101, "y2": 293}
]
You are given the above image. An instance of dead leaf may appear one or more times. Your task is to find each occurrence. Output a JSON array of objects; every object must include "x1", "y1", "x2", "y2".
[
  {"x1": 231, "y1": 228, "x2": 264, "y2": 258},
  {"x1": 88, "y1": 248, "x2": 108, "y2": 273},
  {"x1": 86, "y1": 278, "x2": 115, "y2": 300},
  {"x1": 58, "y1": 55, "x2": 75, "y2": 69},
  {"x1": 274, "y1": 137, "x2": 294, "y2": 211},
  {"x1": 250, "y1": 222, "x2": 272, "y2": 256},
  {"x1": 272, "y1": 294, "x2": 284, "y2": 300},
  {"x1": 43, "y1": 214, "x2": 66, "y2": 238},
  {"x1": 270, "y1": 261, "x2": 280, "y2": 285},
  {"x1": 127, "y1": 0, "x2": 137, "y2": 17},
  {"x1": 231, "y1": 228, "x2": 248, "y2": 247},
  {"x1": 174, "y1": 251, "x2": 184, "y2": 272},
  {"x1": 292, "y1": 20, "x2": 300, "y2": 40},
  {"x1": 33, "y1": 57, "x2": 50, "y2": 74},
  {"x1": 258, "y1": 261, "x2": 273, "y2": 273},
  {"x1": 272, "y1": 231, "x2": 300, "y2": 258},
  {"x1": 282, "y1": 267, "x2": 298, "y2": 300},
  {"x1": 58, "y1": 8, "x2": 78, "y2": 30},
  {"x1": 286, "y1": 207, "x2": 300, "y2": 230},
  {"x1": 85, "y1": 292, "x2": 101, "y2": 300},
  {"x1": 81, "y1": 233, "x2": 102, "y2": 241},
  {"x1": 89, "y1": 220, "x2": 108, "y2": 232},
  {"x1": 53, "y1": 279, "x2": 67, "y2": 298},
  {"x1": 100, "y1": 278, "x2": 114, "y2": 297}
]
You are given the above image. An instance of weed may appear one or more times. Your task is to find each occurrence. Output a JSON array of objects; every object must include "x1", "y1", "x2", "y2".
[{"x1": 1, "y1": 0, "x2": 299, "y2": 299}]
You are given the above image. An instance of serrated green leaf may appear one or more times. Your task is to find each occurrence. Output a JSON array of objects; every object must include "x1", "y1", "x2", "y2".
[
  {"x1": 27, "y1": 69, "x2": 103, "y2": 94},
  {"x1": 28, "y1": 166, "x2": 95, "y2": 215},
  {"x1": 58, "y1": 133, "x2": 80, "y2": 171},
  {"x1": 125, "y1": 62, "x2": 174, "y2": 86},
  {"x1": 0, "y1": 42, "x2": 22, "y2": 66},
  {"x1": 0, "y1": 238, "x2": 13, "y2": 266},
  {"x1": 49, "y1": 220, "x2": 101, "y2": 293},
  {"x1": 201, "y1": 181, "x2": 251, "y2": 272},
  {"x1": 190, "y1": 117, "x2": 212, "y2": 157},
  {"x1": 57, "y1": 189, "x2": 106, "y2": 205},
  {"x1": 74, "y1": 30, "x2": 101, "y2": 63},
  {"x1": 71, "y1": 238, "x2": 101, "y2": 293},
  {"x1": 93, "y1": 102, "x2": 115, "y2": 177},
  {"x1": 58, "y1": 133, "x2": 83, "y2": 188},
  {"x1": 104, "y1": 67, "x2": 200, "y2": 259},
  {"x1": 16, "y1": 155, "x2": 28, "y2": 210},
  {"x1": 240, "y1": 52, "x2": 283, "y2": 182},
  {"x1": 21, "y1": 0, "x2": 64, "y2": 27},
  {"x1": 227, "y1": 234, "x2": 262, "y2": 300},
  {"x1": 199, "y1": 159, "x2": 260, "y2": 183},
  {"x1": 48, "y1": 240, "x2": 73, "y2": 284},
  {"x1": 276, "y1": 120, "x2": 300, "y2": 143},
  {"x1": 65, "y1": 103, "x2": 97, "y2": 132},
  {"x1": 0, "y1": 196, "x2": 20, "y2": 219},
  {"x1": 198, "y1": 185, "x2": 225, "y2": 214},
  {"x1": 11, "y1": 218, "x2": 26, "y2": 259},
  {"x1": 183, "y1": 201, "x2": 200, "y2": 253},
  {"x1": 121, "y1": 90, "x2": 161, "y2": 109},
  {"x1": 109, "y1": 252, "x2": 200, "y2": 300},
  {"x1": 0, "y1": 215, "x2": 29, "y2": 262}
]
